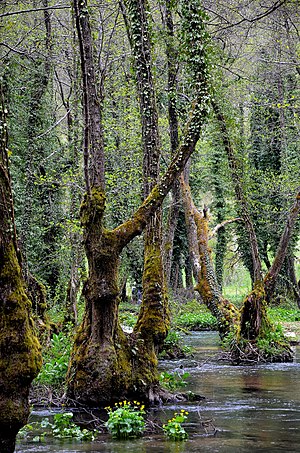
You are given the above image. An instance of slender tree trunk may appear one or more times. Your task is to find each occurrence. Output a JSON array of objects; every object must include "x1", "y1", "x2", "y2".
[
  {"x1": 0, "y1": 84, "x2": 42, "y2": 453},
  {"x1": 123, "y1": 0, "x2": 169, "y2": 361},
  {"x1": 180, "y1": 173, "x2": 239, "y2": 338},
  {"x1": 264, "y1": 191, "x2": 300, "y2": 302},
  {"x1": 162, "y1": 0, "x2": 181, "y2": 287},
  {"x1": 181, "y1": 162, "x2": 201, "y2": 283},
  {"x1": 213, "y1": 101, "x2": 263, "y2": 283}
]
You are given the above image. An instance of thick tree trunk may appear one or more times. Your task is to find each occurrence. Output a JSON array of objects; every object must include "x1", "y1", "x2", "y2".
[
  {"x1": 67, "y1": 0, "x2": 211, "y2": 406},
  {"x1": 67, "y1": 190, "x2": 133, "y2": 405},
  {"x1": 0, "y1": 86, "x2": 42, "y2": 452}
]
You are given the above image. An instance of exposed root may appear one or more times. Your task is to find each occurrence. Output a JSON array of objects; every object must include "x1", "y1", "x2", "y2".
[{"x1": 220, "y1": 339, "x2": 293, "y2": 365}]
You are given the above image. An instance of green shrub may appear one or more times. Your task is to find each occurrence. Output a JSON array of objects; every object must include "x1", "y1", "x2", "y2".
[
  {"x1": 105, "y1": 401, "x2": 145, "y2": 439},
  {"x1": 159, "y1": 371, "x2": 190, "y2": 391},
  {"x1": 119, "y1": 311, "x2": 137, "y2": 328},
  {"x1": 41, "y1": 412, "x2": 95, "y2": 440},
  {"x1": 163, "y1": 410, "x2": 189, "y2": 441},
  {"x1": 35, "y1": 331, "x2": 71, "y2": 386},
  {"x1": 175, "y1": 311, "x2": 217, "y2": 330},
  {"x1": 267, "y1": 307, "x2": 300, "y2": 323}
]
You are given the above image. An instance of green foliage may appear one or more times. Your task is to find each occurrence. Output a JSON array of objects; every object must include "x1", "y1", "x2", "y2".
[
  {"x1": 119, "y1": 310, "x2": 138, "y2": 328},
  {"x1": 164, "y1": 330, "x2": 181, "y2": 348},
  {"x1": 256, "y1": 325, "x2": 287, "y2": 357},
  {"x1": 35, "y1": 331, "x2": 71, "y2": 386},
  {"x1": 41, "y1": 412, "x2": 95, "y2": 440},
  {"x1": 267, "y1": 307, "x2": 300, "y2": 323},
  {"x1": 163, "y1": 410, "x2": 189, "y2": 441},
  {"x1": 105, "y1": 401, "x2": 145, "y2": 439},
  {"x1": 175, "y1": 311, "x2": 217, "y2": 330},
  {"x1": 159, "y1": 330, "x2": 194, "y2": 358},
  {"x1": 17, "y1": 423, "x2": 35, "y2": 440},
  {"x1": 159, "y1": 371, "x2": 190, "y2": 391}
]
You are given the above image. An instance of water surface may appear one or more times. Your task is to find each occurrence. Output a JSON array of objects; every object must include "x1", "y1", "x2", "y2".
[{"x1": 16, "y1": 332, "x2": 300, "y2": 452}]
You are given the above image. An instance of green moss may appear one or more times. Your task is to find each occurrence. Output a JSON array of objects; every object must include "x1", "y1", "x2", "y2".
[
  {"x1": 80, "y1": 187, "x2": 106, "y2": 228},
  {"x1": 0, "y1": 240, "x2": 42, "y2": 435}
]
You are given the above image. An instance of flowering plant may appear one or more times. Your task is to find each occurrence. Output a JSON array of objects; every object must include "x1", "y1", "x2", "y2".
[
  {"x1": 105, "y1": 401, "x2": 145, "y2": 439},
  {"x1": 163, "y1": 410, "x2": 189, "y2": 440}
]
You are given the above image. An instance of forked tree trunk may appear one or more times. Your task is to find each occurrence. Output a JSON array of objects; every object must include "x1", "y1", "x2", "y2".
[
  {"x1": 0, "y1": 86, "x2": 42, "y2": 452},
  {"x1": 67, "y1": 0, "x2": 210, "y2": 406}
]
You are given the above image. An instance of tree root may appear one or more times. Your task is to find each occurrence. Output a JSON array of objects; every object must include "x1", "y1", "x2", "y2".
[{"x1": 220, "y1": 340, "x2": 294, "y2": 365}]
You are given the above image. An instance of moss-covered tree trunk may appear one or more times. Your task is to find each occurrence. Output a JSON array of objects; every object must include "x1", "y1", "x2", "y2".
[
  {"x1": 67, "y1": 0, "x2": 210, "y2": 406},
  {"x1": 209, "y1": 101, "x2": 297, "y2": 361},
  {"x1": 66, "y1": 190, "x2": 133, "y2": 405},
  {"x1": 180, "y1": 174, "x2": 239, "y2": 338},
  {"x1": 124, "y1": 0, "x2": 169, "y2": 375},
  {"x1": 0, "y1": 85, "x2": 42, "y2": 453}
]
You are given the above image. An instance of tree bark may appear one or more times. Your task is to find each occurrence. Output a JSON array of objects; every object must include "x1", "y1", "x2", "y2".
[
  {"x1": 67, "y1": 0, "x2": 211, "y2": 406},
  {"x1": 180, "y1": 173, "x2": 239, "y2": 338},
  {"x1": 0, "y1": 84, "x2": 42, "y2": 452},
  {"x1": 264, "y1": 190, "x2": 300, "y2": 302},
  {"x1": 162, "y1": 0, "x2": 181, "y2": 287}
]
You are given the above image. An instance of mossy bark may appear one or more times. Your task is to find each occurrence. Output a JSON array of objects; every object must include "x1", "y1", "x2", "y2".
[
  {"x1": 66, "y1": 190, "x2": 131, "y2": 405},
  {"x1": 180, "y1": 174, "x2": 239, "y2": 339},
  {"x1": 68, "y1": 0, "x2": 211, "y2": 407},
  {"x1": 66, "y1": 190, "x2": 168, "y2": 405},
  {"x1": 0, "y1": 87, "x2": 42, "y2": 452}
]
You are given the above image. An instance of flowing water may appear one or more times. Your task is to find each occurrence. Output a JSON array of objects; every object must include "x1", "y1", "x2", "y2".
[{"x1": 16, "y1": 332, "x2": 300, "y2": 452}]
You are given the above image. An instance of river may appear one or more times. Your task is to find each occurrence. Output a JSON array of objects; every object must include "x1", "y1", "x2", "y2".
[{"x1": 16, "y1": 332, "x2": 300, "y2": 452}]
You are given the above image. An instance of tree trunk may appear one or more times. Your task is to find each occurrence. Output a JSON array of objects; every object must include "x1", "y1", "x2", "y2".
[
  {"x1": 162, "y1": 0, "x2": 181, "y2": 287},
  {"x1": 264, "y1": 190, "x2": 300, "y2": 303},
  {"x1": 0, "y1": 85, "x2": 42, "y2": 452},
  {"x1": 67, "y1": 0, "x2": 211, "y2": 406},
  {"x1": 180, "y1": 174, "x2": 239, "y2": 338}
]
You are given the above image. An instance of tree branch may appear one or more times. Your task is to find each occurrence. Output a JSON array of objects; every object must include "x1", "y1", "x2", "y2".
[
  {"x1": 264, "y1": 190, "x2": 300, "y2": 301},
  {"x1": 0, "y1": 5, "x2": 70, "y2": 18},
  {"x1": 209, "y1": 217, "x2": 242, "y2": 239}
]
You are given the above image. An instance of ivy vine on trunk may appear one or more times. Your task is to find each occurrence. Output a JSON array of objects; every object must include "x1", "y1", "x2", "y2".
[{"x1": 66, "y1": 0, "x2": 211, "y2": 406}]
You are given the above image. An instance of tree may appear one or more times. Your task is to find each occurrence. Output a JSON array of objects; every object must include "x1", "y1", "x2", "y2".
[
  {"x1": 183, "y1": 97, "x2": 299, "y2": 362},
  {"x1": 66, "y1": 0, "x2": 211, "y2": 406},
  {"x1": 0, "y1": 83, "x2": 42, "y2": 453}
]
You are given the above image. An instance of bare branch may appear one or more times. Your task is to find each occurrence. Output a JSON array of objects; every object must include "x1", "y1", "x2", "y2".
[
  {"x1": 209, "y1": 217, "x2": 242, "y2": 240},
  {"x1": 220, "y1": 0, "x2": 288, "y2": 31},
  {"x1": 0, "y1": 5, "x2": 70, "y2": 18}
]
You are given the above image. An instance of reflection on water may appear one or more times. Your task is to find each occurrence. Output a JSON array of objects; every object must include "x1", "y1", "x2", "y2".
[{"x1": 16, "y1": 332, "x2": 300, "y2": 452}]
